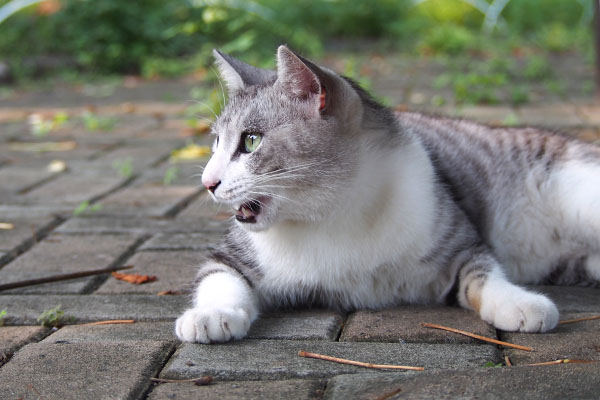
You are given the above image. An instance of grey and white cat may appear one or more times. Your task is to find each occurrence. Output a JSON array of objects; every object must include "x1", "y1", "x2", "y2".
[{"x1": 175, "y1": 45, "x2": 600, "y2": 343}]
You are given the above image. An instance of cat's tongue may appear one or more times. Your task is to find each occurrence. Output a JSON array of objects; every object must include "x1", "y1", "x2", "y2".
[{"x1": 235, "y1": 200, "x2": 261, "y2": 223}]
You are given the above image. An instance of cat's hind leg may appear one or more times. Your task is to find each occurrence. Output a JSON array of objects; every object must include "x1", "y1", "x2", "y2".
[
  {"x1": 175, "y1": 261, "x2": 259, "y2": 343},
  {"x1": 457, "y1": 251, "x2": 559, "y2": 332}
]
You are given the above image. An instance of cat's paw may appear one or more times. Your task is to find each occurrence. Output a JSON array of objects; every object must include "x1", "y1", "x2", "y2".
[
  {"x1": 175, "y1": 306, "x2": 251, "y2": 343},
  {"x1": 480, "y1": 289, "x2": 559, "y2": 333}
]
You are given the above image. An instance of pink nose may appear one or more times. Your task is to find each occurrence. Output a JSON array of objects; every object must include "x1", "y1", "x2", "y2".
[{"x1": 203, "y1": 179, "x2": 221, "y2": 193}]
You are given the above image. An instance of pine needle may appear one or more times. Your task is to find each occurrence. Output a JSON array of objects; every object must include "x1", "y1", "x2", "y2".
[
  {"x1": 558, "y1": 315, "x2": 600, "y2": 325},
  {"x1": 420, "y1": 322, "x2": 533, "y2": 351},
  {"x1": 298, "y1": 350, "x2": 424, "y2": 371}
]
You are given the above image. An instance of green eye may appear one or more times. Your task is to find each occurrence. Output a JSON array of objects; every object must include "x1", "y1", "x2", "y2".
[{"x1": 242, "y1": 132, "x2": 262, "y2": 153}]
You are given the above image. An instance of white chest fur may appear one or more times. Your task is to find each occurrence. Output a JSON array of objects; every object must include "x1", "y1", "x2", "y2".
[{"x1": 248, "y1": 142, "x2": 442, "y2": 308}]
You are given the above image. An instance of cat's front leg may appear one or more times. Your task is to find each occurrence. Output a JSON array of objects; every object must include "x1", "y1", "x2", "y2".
[
  {"x1": 175, "y1": 262, "x2": 258, "y2": 343},
  {"x1": 457, "y1": 252, "x2": 559, "y2": 332}
]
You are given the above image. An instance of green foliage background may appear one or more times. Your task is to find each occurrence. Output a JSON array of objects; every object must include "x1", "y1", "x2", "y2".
[{"x1": 0, "y1": 0, "x2": 593, "y2": 79}]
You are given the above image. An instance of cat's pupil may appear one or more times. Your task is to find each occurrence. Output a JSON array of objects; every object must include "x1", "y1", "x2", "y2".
[{"x1": 242, "y1": 132, "x2": 262, "y2": 153}]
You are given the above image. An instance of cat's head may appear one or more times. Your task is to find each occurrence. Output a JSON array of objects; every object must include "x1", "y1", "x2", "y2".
[{"x1": 202, "y1": 45, "x2": 391, "y2": 232}]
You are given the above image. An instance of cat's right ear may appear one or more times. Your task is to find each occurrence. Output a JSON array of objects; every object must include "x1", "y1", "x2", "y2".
[{"x1": 213, "y1": 49, "x2": 276, "y2": 93}]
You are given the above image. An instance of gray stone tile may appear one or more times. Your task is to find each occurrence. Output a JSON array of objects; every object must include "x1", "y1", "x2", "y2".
[
  {"x1": 139, "y1": 232, "x2": 222, "y2": 251},
  {"x1": 41, "y1": 322, "x2": 176, "y2": 344},
  {"x1": 0, "y1": 165, "x2": 60, "y2": 194},
  {"x1": 88, "y1": 141, "x2": 174, "y2": 173},
  {"x1": 502, "y1": 312, "x2": 600, "y2": 365},
  {"x1": 161, "y1": 340, "x2": 500, "y2": 381},
  {"x1": 94, "y1": 184, "x2": 200, "y2": 217},
  {"x1": 0, "y1": 326, "x2": 49, "y2": 365},
  {"x1": 0, "y1": 233, "x2": 142, "y2": 294},
  {"x1": 0, "y1": 341, "x2": 173, "y2": 400},
  {"x1": 0, "y1": 294, "x2": 187, "y2": 325},
  {"x1": 149, "y1": 379, "x2": 325, "y2": 400},
  {"x1": 248, "y1": 310, "x2": 344, "y2": 340},
  {"x1": 533, "y1": 286, "x2": 600, "y2": 313},
  {"x1": 516, "y1": 104, "x2": 584, "y2": 127},
  {"x1": 0, "y1": 214, "x2": 60, "y2": 253},
  {"x1": 137, "y1": 162, "x2": 205, "y2": 187},
  {"x1": 95, "y1": 250, "x2": 205, "y2": 294},
  {"x1": 57, "y1": 216, "x2": 229, "y2": 234},
  {"x1": 324, "y1": 364, "x2": 600, "y2": 400},
  {"x1": 340, "y1": 306, "x2": 495, "y2": 344},
  {"x1": 23, "y1": 171, "x2": 127, "y2": 206}
]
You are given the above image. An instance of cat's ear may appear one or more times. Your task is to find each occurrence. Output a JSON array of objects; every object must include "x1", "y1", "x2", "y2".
[
  {"x1": 213, "y1": 49, "x2": 276, "y2": 93},
  {"x1": 275, "y1": 46, "x2": 327, "y2": 110}
]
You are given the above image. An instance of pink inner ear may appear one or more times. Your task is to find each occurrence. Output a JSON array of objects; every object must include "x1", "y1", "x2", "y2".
[{"x1": 319, "y1": 86, "x2": 327, "y2": 111}]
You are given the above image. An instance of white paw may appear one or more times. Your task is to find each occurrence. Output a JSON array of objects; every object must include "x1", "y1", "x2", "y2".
[
  {"x1": 480, "y1": 290, "x2": 559, "y2": 333},
  {"x1": 175, "y1": 307, "x2": 251, "y2": 343}
]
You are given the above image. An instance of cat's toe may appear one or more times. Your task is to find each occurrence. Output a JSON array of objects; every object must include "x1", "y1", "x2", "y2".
[
  {"x1": 481, "y1": 291, "x2": 559, "y2": 333},
  {"x1": 175, "y1": 307, "x2": 250, "y2": 343}
]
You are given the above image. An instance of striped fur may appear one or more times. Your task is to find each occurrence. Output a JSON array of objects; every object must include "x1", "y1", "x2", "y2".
[{"x1": 175, "y1": 46, "x2": 598, "y2": 343}]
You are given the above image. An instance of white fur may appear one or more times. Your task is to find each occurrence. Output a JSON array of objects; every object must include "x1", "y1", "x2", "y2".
[
  {"x1": 488, "y1": 160, "x2": 600, "y2": 284},
  {"x1": 175, "y1": 268, "x2": 258, "y2": 343},
  {"x1": 477, "y1": 269, "x2": 559, "y2": 332},
  {"x1": 249, "y1": 139, "x2": 446, "y2": 308}
]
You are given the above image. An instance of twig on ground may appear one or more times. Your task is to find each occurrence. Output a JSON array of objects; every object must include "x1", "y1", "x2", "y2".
[
  {"x1": 558, "y1": 316, "x2": 600, "y2": 325},
  {"x1": 151, "y1": 376, "x2": 213, "y2": 385},
  {"x1": 504, "y1": 356, "x2": 513, "y2": 366},
  {"x1": 420, "y1": 323, "x2": 533, "y2": 351},
  {"x1": 0, "y1": 265, "x2": 134, "y2": 291},
  {"x1": 157, "y1": 290, "x2": 184, "y2": 296},
  {"x1": 525, "y1": 359, "x2": 597, "y2": 366},
  {"x1": 297, "y1": 350, "x2": 424, "y2": 371},
  {"x1": 78, "y1": 320, "x2": 135, "y2": 326}
]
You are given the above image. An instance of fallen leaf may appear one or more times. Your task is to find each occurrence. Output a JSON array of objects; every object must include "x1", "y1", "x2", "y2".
[
  {"x1": 47, "y1": 160, "x2": 67, "y2": 172},
  {"x1": 157, "y1": 290, "x2": 184, "y2": 296},
  {"x1": 9, "y1": 141, "x2": 77, "y2": 152},
  {"x1": 170, "y1": 143, "x2": 211, "y2": 162},
  {"x1": 0, "y1": 222, "x2": 15, "y2": 230},
  {"x1": 112, "y1": 271, "x2": 157, "y2": 285}
]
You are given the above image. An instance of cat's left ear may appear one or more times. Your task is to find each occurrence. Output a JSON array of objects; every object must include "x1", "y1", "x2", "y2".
[
  {"x1": 275, "y1": 46, "x2": 328, "y2": 112},
  {"x1": 213, "y1": 49, "x2": 276, "y2": 93}
]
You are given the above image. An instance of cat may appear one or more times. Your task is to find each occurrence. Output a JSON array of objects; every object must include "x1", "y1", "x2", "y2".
[{"x1": 175, "y1": 45, "x2": 600, "y2": 343}]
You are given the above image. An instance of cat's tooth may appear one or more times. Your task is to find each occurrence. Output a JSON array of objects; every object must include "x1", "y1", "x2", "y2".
[{"x1": 242, "y1": 207, "x2": 252, "y2": 218}]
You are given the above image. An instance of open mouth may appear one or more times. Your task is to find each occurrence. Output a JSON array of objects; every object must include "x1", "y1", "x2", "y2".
[{"x1": 235, "y1": 199, "x2": 263, "y2": 223}]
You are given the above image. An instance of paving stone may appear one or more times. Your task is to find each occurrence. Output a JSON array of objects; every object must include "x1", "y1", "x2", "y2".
[
  {"x1": 0, "y1": 165, "x2": 60, "y2": 194},
  {"x1": 176, "y1": 192, "x2": 233, "y2": 221},
  {"x1": 0, "y1": 214, "x2": 60, "y2": 253},
  {"x1": 516, "y1": 104, "x2": 583, "y2": 127},
  {"x1": 248, "y1": 310, "x2": 345, "y2": 340},
  {"x1": 502, "y1": 312, "x2": 600, "y2": 365},
  {"x1": 340, "y1": 306, "x2": 495, "y2": 344},
  {"x1": 137, "y1": 161, "x2": 206, "y2": 187},
  {"x1": 0, "y1": 326, "x2": 48, "y2": 365},
  {"x1": 57, "y1": 216, "x2": 229, "y2": 234},
  {"x1": 323, "y1": 364, "x2": 600, "y2": 400},
  {"x1": 0, "y1": 141, "x2": 108, "y2": 167},
  {"x1": 533, "y1": 286, "x2": 600, "y2": 313},
  {"x1": 0, "y1": 233, "x2": 142, "y2": 294},
  {"x1": 0, "y1": 204, "x2": 72, "y2": 219},
  {"x1": 95, "y1": 250, "x2": 205, "y2": 294},
  {"x1": 453, "y1": 106, "x2": 516, "y2": 125},
  {"x1": 148, "y1": 379, "x2": 325, "y2": 400},
  {"x1": 161, "y1": 340, "x2": 500, "y2": 381},
  {"x1": 139, "y1": 232, "x2": 222, "y2": 251},
  {"x1": 89, "y1": 141, "x2": 175, "y2": 173},
  {"x1": 577, "y1": 105, "x2": 600, "y2": 125},
  {"x1": 566, "y1": 127, "x2": 600, "y2": 143},
  {"x1": 0, "y1": 294, "x2": 187, "y2": 325},
  {"x1": 94, "y1": 184, "x2": 200, "y2": 217},
  {"x1": 41, "y1": 322, "x2": 176, "y2": 344},
  {"x1": 0, "y1": 341, "x2": 173, "y2": 400},
  {"x1": 23, "y1": 171, "x2": 128, "y2": 206}
]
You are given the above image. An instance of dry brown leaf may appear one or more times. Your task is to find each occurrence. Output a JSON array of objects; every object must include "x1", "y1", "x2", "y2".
[
  {"x1": 111, "y1": 271, "x2": 157, "y2": 285},
  {"x1": 157, "y1": 290, "x2": 184, "y2": 296}
]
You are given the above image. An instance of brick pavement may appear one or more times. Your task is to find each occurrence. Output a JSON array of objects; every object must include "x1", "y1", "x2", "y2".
[{"x1": 0, "y1": 87, "x2": 599, "y2": 399}]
